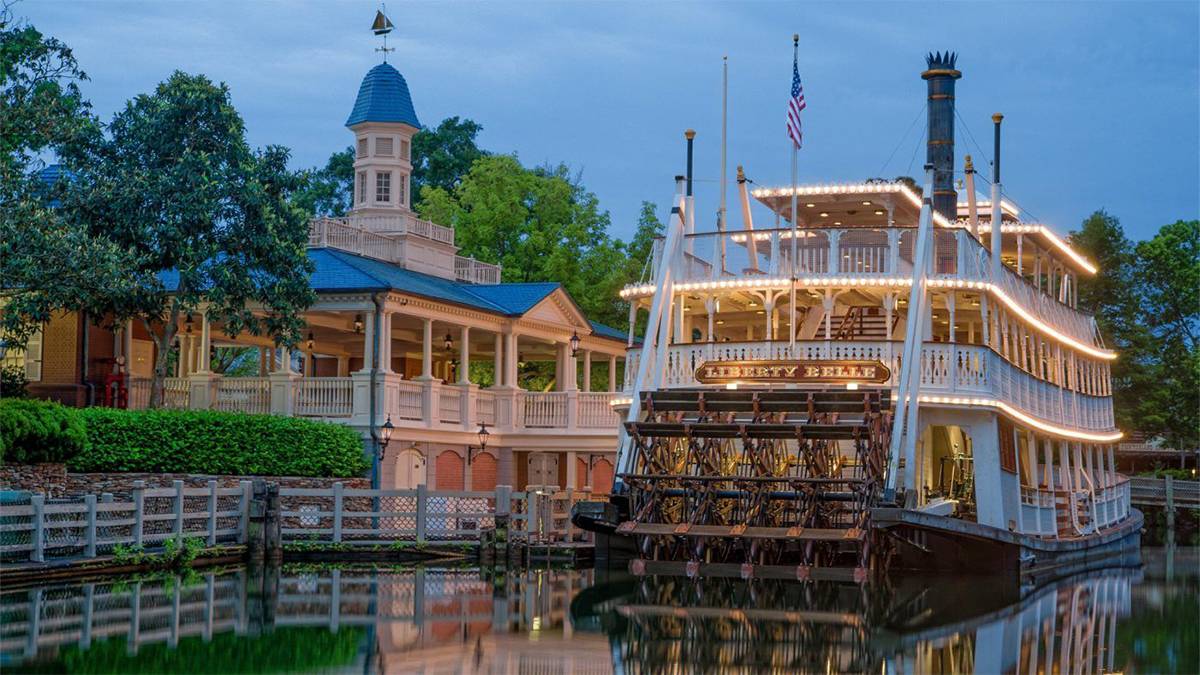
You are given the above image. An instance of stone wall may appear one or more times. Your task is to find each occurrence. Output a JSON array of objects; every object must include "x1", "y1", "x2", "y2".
[{"x1": 0, "y1": 463, "x2": 368, "y2": 498}]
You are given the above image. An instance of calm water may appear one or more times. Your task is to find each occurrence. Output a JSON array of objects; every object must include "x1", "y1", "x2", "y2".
[{"x1": 2, "y1": 548, "x2": 1195, "y2": 674}]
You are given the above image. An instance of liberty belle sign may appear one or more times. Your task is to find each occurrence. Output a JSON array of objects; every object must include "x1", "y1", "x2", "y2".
[{"x1": 695, "y1": 360, "x2": 891, "y2": 385}]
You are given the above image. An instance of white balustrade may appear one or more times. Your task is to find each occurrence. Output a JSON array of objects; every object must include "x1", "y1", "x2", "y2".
[
  {"x1": 439, "y1": 387, "x2": 462, "y2": 424},
  {"x1": 161, "y1": 377, "x2": 191, "y2": 409},
  {"x1": 454, "y1": 256, "x2": 502, "y2": 284},
  {"x1": 578, "y1": 393, "x2": 619, "y2": 428},
  {"x1": 395, "y1": 380, "x2": 423, "y2": 421},
  {"x1": 476, "y1": 389, "x2": 496, "y2": 425},
  {"x1": 628, "y1": 340, "x2": 1115, "y2": 433},
  {"x1": 213, "y1": 378, "x2": 271, "y2": 414},
  {"x1": 293, "y1": 377, "x2": 353, "y2": 417},
  {"x1": 524, "y1": 393, "x2": 567, "y2": 428}
]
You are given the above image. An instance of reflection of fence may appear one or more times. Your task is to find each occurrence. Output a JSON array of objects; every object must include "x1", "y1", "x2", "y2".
[
  {"x1": 0, "y1": 567, "x2": 593, "y2": 665},
  {"x1": 0, "y1": 480, "x2": 251, "y2": 562},
  {"x1": 278, "y1": 484, "x2": 601, "y2": 545}
]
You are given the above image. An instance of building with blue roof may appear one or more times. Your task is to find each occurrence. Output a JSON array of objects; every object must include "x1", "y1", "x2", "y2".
[{"x1": 19, "y1": 49, "x2": 631, "y2": 499}]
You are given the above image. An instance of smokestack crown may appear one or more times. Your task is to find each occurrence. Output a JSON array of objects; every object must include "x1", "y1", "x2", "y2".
[{"x1": 922, "y1": 51, "x2": 961, "y2": 79}]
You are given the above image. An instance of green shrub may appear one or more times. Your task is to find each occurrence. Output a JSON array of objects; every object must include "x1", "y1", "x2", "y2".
[
  {"x1": 0, "y1": 398, "x2": 89, "y2": 463},
  {"x1": 73, "y1": 408, "x2": 367, "y2": 477},
  {"x1": 1, "y1": 365, "x2": 29, "y2": 398}
]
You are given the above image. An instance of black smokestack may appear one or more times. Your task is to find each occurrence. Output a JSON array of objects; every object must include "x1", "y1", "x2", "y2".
[{"x1": 922, "y1": 51, "x2": 961, "y2": 220}]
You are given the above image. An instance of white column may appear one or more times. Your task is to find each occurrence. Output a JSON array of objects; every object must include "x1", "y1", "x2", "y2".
[
  {"x1": 505, "y1": 332, "x2": 519, "y2": 388},
  {"x1": 608, "y1": 355, "x2": 617, "y2": 393},
  {"x1": 197, "y1": 312, "x2": 211, "y2": 373},
  {"x1": 458, "y1": 326, "x2": 470, "y2": 384},
  {"x1": 582, "y1": 350, "x2": 592, "y2": 392},
  {"x1": 358, "y1": 310, "x2": 375, "y2": 373},
  {"x1": 946, "y1": 292, "x2": 957, "y2": 343},
  {"x1": 626, "y1": 303, "x2": 637, "y2": 348},
  {"x1": 379, "y1": 312, "x2": 392, "y2": 373},
  {"x1": 763, "y1": 299, "x2": 775, "y2": 341},
  {"x1": 492, "y1": 333, "x2": 503, "y2": 387},
  {"x1": 883, "y1": 293, "x2": 896, "y2": 341},
  {"x1": 566, "y1": 451, "x2": 578, "y2": 490},
  {"x1": 419, "y1": 319, "x2": 432, "y2": 379}
]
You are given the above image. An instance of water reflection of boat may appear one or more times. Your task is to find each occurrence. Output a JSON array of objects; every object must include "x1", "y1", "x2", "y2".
[{"x1": 572, "y1": 563, "x2": 1144, "y2": 674}]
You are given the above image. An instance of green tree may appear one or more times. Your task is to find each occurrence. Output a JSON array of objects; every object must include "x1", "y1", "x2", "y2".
[
  {"x1": 63, "y1": 71, "x2": 315, "y2": 405},
  {"x1": 1129, "y1": 220, "x2": 1200, "y2": 451},
  {"x1": 0, "y1": 6, "x2": 140, "y2": 348},
  {"x1": 1071, "y1": 210, "x2": 1153, "y2": 433},
  {"x1": 411, "y1": 116, "x2": 485, "y2": 203},
  {"x1": 292, "y1": 146, "x2": 353, "y2": 217}
]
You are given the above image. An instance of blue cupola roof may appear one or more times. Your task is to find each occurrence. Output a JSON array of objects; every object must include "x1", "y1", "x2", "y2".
[{"x1": 345, "y1": 62, "x2": 420, "y2": 128}]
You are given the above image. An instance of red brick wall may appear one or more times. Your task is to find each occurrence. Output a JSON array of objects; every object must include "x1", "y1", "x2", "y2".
[
  {"x1": 576, "y1": 457, "x2": 588, "y2": 489},
  {"x1": 470, "y1": 453, "x2": 497, "y2": 491},
  {"x1": 435, "y1": 451, "x2": 464, "y2": 490},
  {"x1": 592, "y1": 458, "x2": 614, "y2": 495}
]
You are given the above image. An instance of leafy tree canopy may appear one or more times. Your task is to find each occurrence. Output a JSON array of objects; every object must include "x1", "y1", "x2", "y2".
[
  {"x1": 292, "y1": 146, "x2": 354, "y2": 217},
  {"x1": 58, "y1": 71, "x2": 315, "y2": 403},
  {"x1": 0, "y1": 5, "x2": 139, "y2": 347}
]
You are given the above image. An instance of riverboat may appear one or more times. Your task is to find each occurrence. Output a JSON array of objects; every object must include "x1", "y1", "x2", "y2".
[{"x1": 576, "y1": 51, "x2": 1140, "y2": 581}]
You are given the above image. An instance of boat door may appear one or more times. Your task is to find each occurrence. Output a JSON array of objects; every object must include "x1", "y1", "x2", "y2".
[
  {"x1": 527, "y1": 452, "x2": 559, "y2": 488},
  {"x1": 394, "y1": 447, "x2": 427, "y2": 489}
]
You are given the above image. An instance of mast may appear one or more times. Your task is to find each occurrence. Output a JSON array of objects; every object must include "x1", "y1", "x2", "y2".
[
  {"x1": 990, "y1": 114, "x2": 1004, "y2": 282},
  {"x1": 718, "y1": 56, "x2": 729, "y2": 276},
  {"x1": 788, "y1": 34, "x2": 799, "y2": 353}
]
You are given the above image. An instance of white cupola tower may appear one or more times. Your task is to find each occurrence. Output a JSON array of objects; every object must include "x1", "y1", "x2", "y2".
[{"x1": 345, "y1": 62, "x2": 421, "y2": 216}]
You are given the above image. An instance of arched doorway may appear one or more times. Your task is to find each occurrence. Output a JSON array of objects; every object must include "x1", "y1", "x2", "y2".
[
  {"x1": 393, "y1": 446, "x2": 427, "y2": 490},
  {"x1": 471, "y1": 452, "x2": 498, "y2": 491},
  {"x1": 592, "y1": 457, "x2": 614, "y2": 495},
  {"x1": 436, "y1": 450, "x2": 465, "y2": 490},
  {"x1": 920, "y1": 424, "x2": 974, "y2": 513}
]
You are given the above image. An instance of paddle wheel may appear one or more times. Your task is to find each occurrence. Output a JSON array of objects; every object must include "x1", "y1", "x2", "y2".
[{"x1": 616, "y1": 389, "x2": 892, "y2": 581}]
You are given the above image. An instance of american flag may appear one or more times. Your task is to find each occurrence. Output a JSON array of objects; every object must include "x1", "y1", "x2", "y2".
[{"x1": 787, "y1": 51, "x2": 805, "y2": 149}]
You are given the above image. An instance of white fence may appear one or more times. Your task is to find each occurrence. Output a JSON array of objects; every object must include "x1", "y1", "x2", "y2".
[
  {"x1": 279, "y1": 483, "x2": 599, "y2": 546},
  {"x1": 0, "y1": 480, "x2": 251, "y2": 562}
]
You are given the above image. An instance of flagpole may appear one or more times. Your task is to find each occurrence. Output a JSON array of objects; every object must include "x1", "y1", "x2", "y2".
[{"x1": 788, "y1": 34, "x2": 799, "y2": 354}]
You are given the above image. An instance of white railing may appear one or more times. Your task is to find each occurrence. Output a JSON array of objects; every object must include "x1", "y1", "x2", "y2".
[
  {"x1": 0, "y1": 480, "x2": 251, "y2": 562},
  {"x1": 477, "y1": 389, "x2": 496, "y2": 425},
  {"x1": 629, "y1": 340, "x2": 1116, "y2": 433},
  {"x1": 213, "y1": 377, "x2": 271, "y2": 414},
  {"x1": 294, "y1": 377, "x2": 353, "y2": 417},
  {"x1": 524, "y1": 392, "x2": 568, "y2": 428},
  {"x1": 439, "y1": 387, "x2": 461, "y2": 423},
  {"x1": 278, "y1": 483, "x2": 601, "y2": 545},
  {"x1": 126, "y1": 376, "x2": 152, "y2": 410},
  {"x1": 578, "y1": 392, "x2": 620, "y2": 428},
  {"x1": 161, "y1": 377, "x2": 191, "y2": 409},
  {"x1": 1019, "y1": 474, "x2": 1130, "y2": 539},
  {"x1": 395, "y1": 379, "x2": 424, "y2": 421},
  {"x1": 635, "y1": 226, "x2": 1104, "y2": 353},
  {"x1": 454, "y1": 255, "x2": 502, "y2": 285},
  {"x1": 308, "y1": 217, "x2": 405, "y2": 263},
  {"x1": 310, "y1": 213, "x2": 454, "y2": 246}
]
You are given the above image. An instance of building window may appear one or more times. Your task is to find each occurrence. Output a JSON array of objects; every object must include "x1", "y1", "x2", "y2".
[
  {"x1": 357, "y1": 171, "x2": 367, "y2": 204},
  {"x1": 375, "y1": 171, "x2": 392, "y2": 204},
  {"x1": 400, "y1": 139, "x2": 410, "y2": 161},
  {"x1": 375, "y1": 137, "x2": 393, "y2": 156},
  {"x1": 398, "y1": 174, "x2": 407, "y2": 207},
  {"x1": 1, "y1": 327, "x2": 42, "y2": 381},
  {"x1": 356, "y1": 137, "x2": 368, "y2": 159}
]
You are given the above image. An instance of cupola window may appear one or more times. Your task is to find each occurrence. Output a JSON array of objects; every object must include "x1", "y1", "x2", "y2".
[
  {"x1": 356, "y1": 138, "x2": 368, "y2": 159},
  {"x1": 375, "y1": 137, "x2": 394, "y2": 156},
  {"x1": 375, "y1": 171, "x2": 392, "y2": 204},
  {"x1": 400, "y1": 139, "x2": 410, "y2": 161},
  {"x1": 357, "y1": 171, "x2": 367, "y2": 204}
]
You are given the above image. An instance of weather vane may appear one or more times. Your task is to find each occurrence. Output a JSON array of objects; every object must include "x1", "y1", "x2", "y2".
[{"x1": 372, "y1": 5, "x2": 395, "y2": 61}]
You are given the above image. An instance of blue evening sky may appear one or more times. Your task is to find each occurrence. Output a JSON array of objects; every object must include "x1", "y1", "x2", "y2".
[{"x1": 23, "y1": 1, "x2": 1199, "y2": 244}]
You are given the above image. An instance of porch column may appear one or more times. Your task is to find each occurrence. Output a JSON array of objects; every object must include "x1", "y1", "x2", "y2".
[
  {"x1": 582, "y1": 350, "x2": 592, "y2": 392},
  {"x1": 492, "y1": 333, "x2": 504, "y2": 386},
  {"x1": 356, "y1": 309, "x2": 375, "y2": 372},
  {"x1": 196, "y1": 312, "x2": 211, "y2": 373},
  {"x1": 883, "y1": 293, "x2": 896, "y2": 341},
  {"x1": 946, "y1": 292, "x2": 957, "y2": 343},
  {"x1": 566, "y1": 451, "x2": 578, "y2": 490},
  {"x1": 458, "y1": 326, "x2": 470, "y2": 385},
  {"x1": 822, "y1": 291, "x2": 834, "y2": 340},
  {"x1": 258, "y1": 347, "x2": 268, "y2": 376},
  {"x1": 379, "y1": 312, "x2": 393, "y2": 373},
  {"x1": 626, "y1": 303, "x2": 637, "y2": 348},
  {"x1": 336, "y1": 355, "x2": 349, "y2": 377},
  {"x1": 763, "y1": 298, "x2": 775, "y2": 341},
  {"x1": 418, "y1": 319, "x2": 432, "y2": 379},
  {"x1": 505, "y1": 332, "x2": 519, "y2": 388},
  {"x1": 706, "y1": 297, "x2": 716, "y2": 342},
  {"x1": 607, "y1": 355, "x2": 617, "y2": 393}
]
